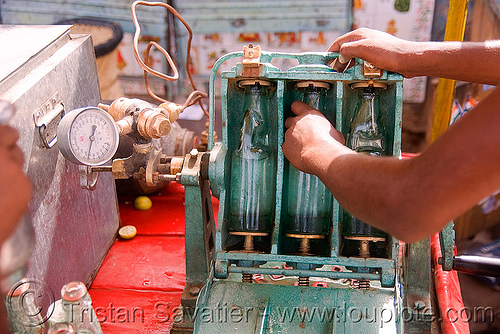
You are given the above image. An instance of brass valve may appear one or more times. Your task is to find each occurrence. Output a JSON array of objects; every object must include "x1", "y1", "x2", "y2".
[{"x1": 98, "y1": 97, "x2": 186, "y2": 140}]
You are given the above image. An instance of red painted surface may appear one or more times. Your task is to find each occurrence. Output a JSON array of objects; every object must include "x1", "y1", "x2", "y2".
[
  {"x1": 90, "y1": 288, "x2": 182, "y2": 333},
  {"x1": 117, "y1": 182, "x2": 187, "y2": 236},
  {"x1": 91, "y1": 236, "x2": 186, "y2": 292},
  {"x1": 89, "y1": 181, "x2": 220, "y2": 333},
  {"x1": 431, "y1": 234, "x2": 470, "y2": 334}
]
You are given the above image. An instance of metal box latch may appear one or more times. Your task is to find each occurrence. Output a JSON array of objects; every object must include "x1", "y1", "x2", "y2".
[{"x1": 33, "y1": 92, "x2": 64, "y2": 148}]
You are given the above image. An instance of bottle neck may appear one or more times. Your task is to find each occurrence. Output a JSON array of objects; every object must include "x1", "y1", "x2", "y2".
[
  {"x1": 363, "y1": 92, "x2": 376, "y2": 131},
  {"x1": 239, "y1": 85, "x2": 270, "y2": 152},
  {"x1": 302, "y1": 86, "x2": 327, "y2": 111}
]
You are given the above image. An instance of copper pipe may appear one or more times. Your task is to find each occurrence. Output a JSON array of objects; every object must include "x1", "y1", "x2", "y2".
[{"x1": 131, "y1": 1, "x2": 208, "y2": 116}]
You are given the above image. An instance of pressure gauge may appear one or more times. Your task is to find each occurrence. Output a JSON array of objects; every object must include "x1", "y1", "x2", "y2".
[{"x1": 57, "y1": 107, "x2": 119, "y2": 166}]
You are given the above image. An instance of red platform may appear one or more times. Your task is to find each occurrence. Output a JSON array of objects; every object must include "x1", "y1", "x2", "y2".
[{"x1": 89, "y1": 182, "x2": 218, "y2": 333}]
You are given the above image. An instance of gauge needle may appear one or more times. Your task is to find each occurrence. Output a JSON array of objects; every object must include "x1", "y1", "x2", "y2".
[{"x1": 87, "y1": 125, "x2": 97, "y2": 159}]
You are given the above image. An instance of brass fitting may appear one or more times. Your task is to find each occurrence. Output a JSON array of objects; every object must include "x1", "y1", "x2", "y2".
[
  {"x1": 115, "y1": 116, "x2": 134, "y2": 135},
  {"x1": 362, "y1": 61, "x2": 383, "y2": 78},
  {"x1": 158, "y1": 102, "x2": 184, "y2": 124},
  {"x1": 170, "y1": 157, "x2": 184, "y2": 175},
  {"x1": 99, "y1": 97, "x2": 152, "y2": 122},
  {"x1": 100, "y1": 97, "x2": 181, "y2": 140},
  {"x1": 137, "y1": 108, "x2": 171, "y2": 139}
]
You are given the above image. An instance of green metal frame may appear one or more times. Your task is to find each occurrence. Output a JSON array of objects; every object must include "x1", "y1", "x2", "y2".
[
  {"x1": 177, "y1": 50, "x2": 455, "y2": 333},
  {"x1": 208, "y1": 51, "x2": 403, "y2": 288}
]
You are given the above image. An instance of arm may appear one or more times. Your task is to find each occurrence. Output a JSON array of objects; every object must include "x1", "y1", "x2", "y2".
[
  {"x1": 283, "y1": 87, "x2": 500, "y2": 243},
  {"x1": 0, "y1": 125, "x2": 32, "y2": 244},
  {"x1": 329, "y1": 28, "x2": 500, "y2": 85},
  {"x1": 0, "y1": 125, "x2": 31, "y2": 332}
]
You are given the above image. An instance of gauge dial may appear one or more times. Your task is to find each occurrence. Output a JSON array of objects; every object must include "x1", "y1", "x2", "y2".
[{"x1": 57, "y1": 107, "x2": 119, "y2": 166}]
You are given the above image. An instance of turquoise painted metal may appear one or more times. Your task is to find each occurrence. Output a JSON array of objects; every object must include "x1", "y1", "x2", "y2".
[{"x1": 177, "y1": 48, "x2": 446, "y2": 333}]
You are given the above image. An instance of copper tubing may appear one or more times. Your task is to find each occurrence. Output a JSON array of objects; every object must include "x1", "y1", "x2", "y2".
[
  {"x1": 131, "y1": 1, "x2": 208, "y2": 116},
  {"x1": 131, "y1": 1, "x2": 179, "y2": 82}
]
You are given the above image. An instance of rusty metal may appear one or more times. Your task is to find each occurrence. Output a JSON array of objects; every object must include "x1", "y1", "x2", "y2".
[
  {"x1": 298, "y1": 276, "x2": 309, "y2": 286},
  {"x1": 242, "y1": 273, "x2": 253, "y2": 283}
]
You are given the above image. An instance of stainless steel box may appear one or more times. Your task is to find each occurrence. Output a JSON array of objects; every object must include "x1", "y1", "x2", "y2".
[{"x1": 0, "y1": 25, "x2": 119, "y2": 294}]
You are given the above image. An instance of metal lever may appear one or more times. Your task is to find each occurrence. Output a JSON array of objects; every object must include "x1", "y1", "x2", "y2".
[{"x1": 453, "y1": 255, "x2": 500, "y2": 277}]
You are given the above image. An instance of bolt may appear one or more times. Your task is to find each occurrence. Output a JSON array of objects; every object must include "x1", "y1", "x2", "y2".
[
  {"x1": 151, "y1": 116, "x2": 170, "y2": 138},
  {"x1": 414, "y1": 300, "x2": 425, "y2": 310},
  {"x1": 189, "y1": 286, "x2": 200, "y2": 296},
  {"x1": 189, "y1": 148, "x2": 199, "y2": 159}
]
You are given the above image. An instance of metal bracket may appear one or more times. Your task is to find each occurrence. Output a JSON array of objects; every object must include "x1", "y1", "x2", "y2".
[
  {"x1": 146, "y1": 149, "x2": 162, "y2": 186},
  {"x1": 33, "y1": 92, "x2": 64, "y2": 148},
  {"x1": 362, "y1": 61, "x2": 383, "y2": 78},
  {"x1": 79, "y1": 165, "x2": 98, "y2": 190},
  {"x1": 242, "y1": 44, "x2": 261, "y2": 77},
  {"x1": 438, "y1": 222, "x2": 455, "y2": 271}
]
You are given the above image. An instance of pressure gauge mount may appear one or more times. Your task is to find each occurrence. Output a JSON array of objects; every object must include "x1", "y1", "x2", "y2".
[{"x1": 57, "y1": 107, "x2": 119, "y2": 166}]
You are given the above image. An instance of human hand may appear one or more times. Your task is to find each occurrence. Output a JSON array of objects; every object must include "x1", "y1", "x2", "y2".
[
  {"x1": 0, "y1": 126, "x2": 31, "y2": 244},
  {"x1": 328, "y1": 28, "x2": 413, "y2": 76},
  {"x1": 282, "y1": 101, "x2": 345, "y2": 175}
]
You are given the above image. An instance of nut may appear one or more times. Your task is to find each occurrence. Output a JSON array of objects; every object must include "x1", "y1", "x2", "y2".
[
  {"x1": 151, "y1": 115, "x2": 171, "y2": 138},
  {"x1": 189, "y1": 286, "x2": 200, "y2": 296}
]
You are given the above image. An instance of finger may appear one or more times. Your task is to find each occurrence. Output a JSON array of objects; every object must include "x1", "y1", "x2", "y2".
[
  {"x1": 327, "y1": 30, "x2": 365, "y2": 52},
  {"x1": 338, "y1": 40, "x2": 373, "y2": 65},
  {"x1": 284, "y1": 116, "x2": 296, "y2": 129},
  {"x1": 290, "y1": 100, "x2": 318, "y2": 116},
  {"x1": 0, "y1": 126, "x2": 19, "y2": 149},
  {"x1": 281, "y1": 130, "x2": 293, "y2": 155}
]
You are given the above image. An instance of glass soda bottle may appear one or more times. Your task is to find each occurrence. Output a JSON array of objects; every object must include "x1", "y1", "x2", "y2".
[
  {"x1": 229, "y1": 82, "x2": 276, "y2": 235},
  {"x1": 343, "y1": 88, "x2": 387, "y2": 254},
  {"x1": 61, "y1": 281, "x2": 102, "y2": 334},
  {"x1": 286, "y1": 82, "x2": 333, "y2": 237}
]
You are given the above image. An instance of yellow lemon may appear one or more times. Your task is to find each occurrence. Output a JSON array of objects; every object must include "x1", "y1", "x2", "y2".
[
  {"x1": 134, "y1": 196, "x2": 152, "y2": 210},
  {"x1": 119, "y1": 225, "x2": 137, "y2": 239}
]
